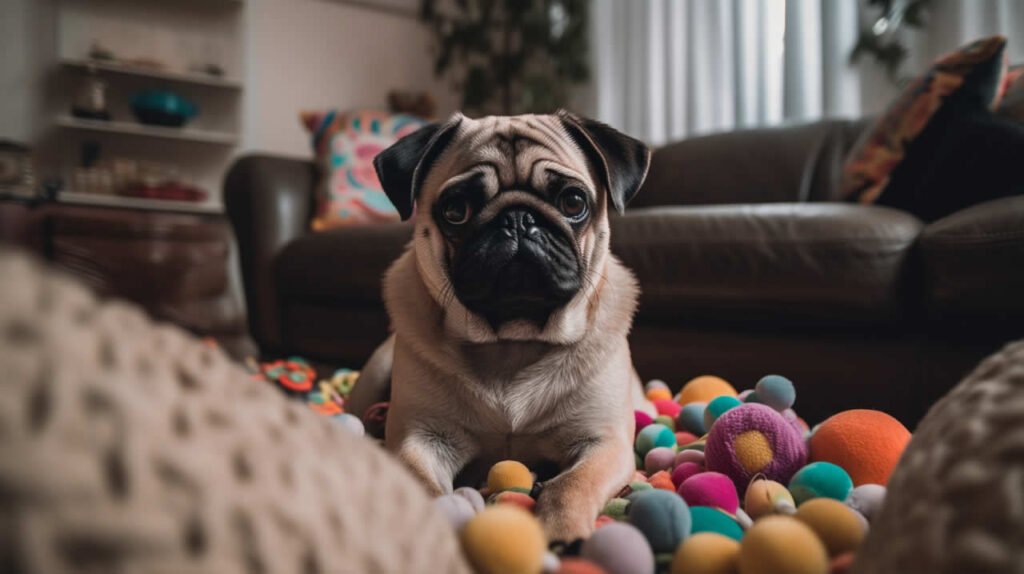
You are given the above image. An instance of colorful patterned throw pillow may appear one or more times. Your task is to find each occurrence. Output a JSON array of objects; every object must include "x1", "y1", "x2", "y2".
[
  {"x1": 301, "y1": 110, "x2": 427, "y2": 230},
  {"x1": 842, "y1": 36, "x2": 1008, "y2": 205}
]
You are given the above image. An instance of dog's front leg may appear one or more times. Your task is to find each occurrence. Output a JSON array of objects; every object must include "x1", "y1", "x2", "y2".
[
  {"x1": 393, "y1": 427, "x2": 476, "y2": 497},
  {"x1": 535, "y1": 436, "x2": 634, "y2": 542}
]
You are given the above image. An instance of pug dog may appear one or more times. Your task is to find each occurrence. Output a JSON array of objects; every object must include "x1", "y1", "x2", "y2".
[{"x1": 349, "y1": 111, "x2": 652, "y2": 541}]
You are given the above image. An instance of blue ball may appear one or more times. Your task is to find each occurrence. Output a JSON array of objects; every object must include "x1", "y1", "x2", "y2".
[
  {"x1": 678, "y1": 402, "x2": 707, "y2": 435},
  {"x1": 789, "y1": 462, "x2": 854, "y2": 505},
  {"x1": 703, "y1": 395, "x2": 744, "y2": 429},
  {"x1": 627, "y1": 489, "x2": 692, "y2": 553},
  {"x1": 635, "y1": 423, "x2": 676, "y2": 457},
  {"x1": 755, "y1": 375, "x2": 796, "y2": 411},
  {"x1": 689, "y1": 506, "x2": 744, "y2": 540}
]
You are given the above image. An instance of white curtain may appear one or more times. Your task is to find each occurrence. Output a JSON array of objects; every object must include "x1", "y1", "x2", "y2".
[{"x1": 590, "y1": 0, "x2": 1023, "y2": 145}]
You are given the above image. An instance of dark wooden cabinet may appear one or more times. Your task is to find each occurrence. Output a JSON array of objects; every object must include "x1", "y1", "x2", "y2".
[{"x1": 1, "y1": 200, "x2": 254, "y2": 358}]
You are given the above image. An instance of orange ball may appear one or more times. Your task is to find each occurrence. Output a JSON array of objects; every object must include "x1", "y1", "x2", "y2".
[
  {"x1": 677, "y1": 376, "x2": 737, "y2": 406},
  {"x1": 809, "y1": 409, "x2": 910, "y2": 486},
  {"x1": 647, "y1": 387, "x2": 673, "y2": 402},
  {"x1": 557, "y1": 558, "x2": 608, "y2": 574}
]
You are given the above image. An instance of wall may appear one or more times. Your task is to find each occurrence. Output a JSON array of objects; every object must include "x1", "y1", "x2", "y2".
[{"x1": 241, "y1": 0, "x2": 458, "y2": 159}]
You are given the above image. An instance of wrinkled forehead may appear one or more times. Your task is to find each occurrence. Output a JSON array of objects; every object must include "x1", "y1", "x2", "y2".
[{"x1": 420, "y1": 115, "x2": 598, "y2": 199}]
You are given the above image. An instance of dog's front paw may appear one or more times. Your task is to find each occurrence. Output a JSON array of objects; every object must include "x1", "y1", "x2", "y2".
[{"x1": 534, "y1": 480, "x2": 600, "y2": 542}]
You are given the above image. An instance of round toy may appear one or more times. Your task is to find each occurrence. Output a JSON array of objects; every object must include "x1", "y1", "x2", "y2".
[
  {"x1": 676, "y1": 431, "x2": 698, "y2": 445},
  {"x1": 794, "y1": 498, "x2": 865, "y2": 557},
  {"x1": 671, "y1": 532, "x2": 740, "y2": 574},
  {"x1": 635, "y1": 424, "x2": 676, "y2": 457},
  {"x1": 487, "y1": 460, "x2": 534, "y2": 493},
  {"x1": 675, "y1": 449, "x2": 705, "y2": 467},
  {"x1": 743, "y1": 478, "x2": 795, "y2": 519},
  {"x1": 678, "y1": 376, "x2": 737, "y2": 405},
  {"x1": 556, "y1": 558, "x2": 607, "y2": 574},
  {"x1": 678, "y1": 402, "x2": 708, "y2": 435},
  {"x1": 789, "y1": 462, "x2": 854, "y2": 505},
  {"x1": 647, "y1": 387, "x2": 673, "y2": 402},
  {"x1": 645, "y1": 447, "x2": 676, "y2": 474},
  {"x1": 455, "y1": 486, "x2": 486, "y2": 513},
  {"x1": 493, "y1": 491, "x2": 536, "y2": 513},
  {"x1": 689, "y1": 506, "x2": 743, "y2": 540},
  {"x1": 704, "y1": 395, "x2": 743, "y2": 430},
  {"x1": 580, "y1": 522, "x2": 655, "y2": 574},
  {"x1": 655, "y1": 399, "x2": 682, "y2": 418},
  {"x1": 845, "y1": 484, "x2": 886, "y2": 522},
  {"x1": 808, "y1": 409, "x2": 911, "y2": 486},
  {"x1": 648, "y1": 470, "x2": 675, "y2": 491},
  {"x1": 331, "y1": 413, "x2": 365, "y2": 436},
  {"x1": 602, "y1": 498, "x2": 630, "y2": 521},
  {"x1": 435, "y1": 494, "x2": 475, "y2": 530},
  {"x1": 626, "y1": 489, "x2": 692, "y2": 553},
  {"x1": 738, "y1": 389, "x2": 755, "y2": 402},
  {"x1": 646, "y1": 379, "x2": 670, "y2": 392},
  {"x1": 704, "y1": 403, "x2": 808, "y2": 495},
  {"x1": 755, "y1": 375, "x2": 796, "y2": 412},
  {"x1": 671, "y1": 461, "x2": 703, "y2": 487},
  {"x1": 635, "y1": 410, "x2": 654, "y2": 433},
  {"x1": 737, "y1": 516, "x2": 829, "y2": 574},
  {"x1": 677, "y1": 472, "x2": 739, "y2": 514},
  {"x1": 461, "y1": 505, "x2": 546, "y2": 574},
  {"x1": 654, "y1": 414, "x2": 677, "y2": 431}
]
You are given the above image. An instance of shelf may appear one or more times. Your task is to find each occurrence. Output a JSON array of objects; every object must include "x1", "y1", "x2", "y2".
[
  {"x1": 60, "y1": 58, "x2": 243, "y2": 90},
  {"x1": 56, "y1": 191, "x2": 223, "y2": 215},
  {"x1": 55, "y1": 115, "x2": 238, "y2": 145}
]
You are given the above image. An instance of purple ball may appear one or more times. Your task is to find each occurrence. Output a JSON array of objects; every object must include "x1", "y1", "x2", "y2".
[
  {"x1": 671, "y1": 462, "x2": 704, "y2": 487},
  {"x1": 704, "y1": 403, "x2": 807, "y2": 496},
  {"x1": 674, "y1": 449, "x2": 706, "y2": 468},
  {"x1": 644, "y1": 447, "x2": 676, "y2": 474},
  {"x1": 581, "y1": 522, "x2": 655, "y2": 574}
]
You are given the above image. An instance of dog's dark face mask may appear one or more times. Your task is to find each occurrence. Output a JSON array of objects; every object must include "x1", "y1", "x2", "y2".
[{"x1": 374, "y1": 111, "x2": 650, "y2": 332}]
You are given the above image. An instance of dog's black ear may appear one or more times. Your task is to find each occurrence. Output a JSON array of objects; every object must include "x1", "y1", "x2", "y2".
[
  {"x1": 557, "y1": 110, "x2": 651, "y2": 214},
  {"x1": 374, "y1": 114, "x2": 463, "y2": 220}
]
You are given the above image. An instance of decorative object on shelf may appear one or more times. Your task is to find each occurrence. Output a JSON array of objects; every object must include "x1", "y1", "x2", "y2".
[
  {"x1": 0, "y1": 141, "x2": 35, "y2": 189},
  {"x1": 850, "y1": 0, "x2": 933, "y2": 81},
  {"x1": 131, "y1": 90, "x2": 198, "y2": 128},
  {"x1": 70, "y1": 68, "x2": 111, "y2": 121},
  {"x1": 421, "y1": 0, "x2": 590, "y2": 115},
  {"x1": 87, "y1": 40, "x2": 115, "y2": 62},
  {"x1": 388, "y1": 90, "x2": 437, "y2": 119}
]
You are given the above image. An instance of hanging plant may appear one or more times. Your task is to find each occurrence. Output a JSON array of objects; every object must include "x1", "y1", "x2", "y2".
[{"x1": 421, "y1": 0, "x2": 590, "y2": 116}]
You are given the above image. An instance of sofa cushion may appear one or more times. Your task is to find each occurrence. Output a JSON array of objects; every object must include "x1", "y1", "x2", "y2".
[
  {"x1": 276, "y1": 222, "x2": 412, "y2": 305},
  {"x1": 611, "y1": 204, "x2": 923, "y2": 327},
  {"x1": 920, "y1": 195, "x2": 1024, "y2": 327}
]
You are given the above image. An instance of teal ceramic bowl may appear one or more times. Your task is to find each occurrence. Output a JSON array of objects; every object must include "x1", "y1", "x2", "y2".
[{"x1": 131, "y1": 90, "x2": 198, "y2": 127}]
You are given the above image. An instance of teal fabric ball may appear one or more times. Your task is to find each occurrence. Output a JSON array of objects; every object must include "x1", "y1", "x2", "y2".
[
  {"x1": 627, "y1": 489, "x2": 692, "y2": 553},
  {"x1": 689, "y1": 506, "x2": 744, "y2": 540},
  {"x1": 635, "y1": 423, "x2": 676, "y2": 457},
  {"x1": 678, "y1": 402, "x2": 707, "y2": 435},
  {"x1": 789, "y1": 462, "x2": 854, "y2": 505},
  {"x1": 704, "y1": 395, "x2": 744, "y2": 429},
  {"x1": 756, "y1": 375, "x2": 797, "y2": 411}
]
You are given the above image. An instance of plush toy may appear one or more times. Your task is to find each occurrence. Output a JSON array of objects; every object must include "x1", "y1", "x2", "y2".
[
  {"x1": 809, "y1": 409, "x2": 911, "y2": 486},
  {"x1": 580, "y1": 522, "x2": 655, "y2": 574},
  {"x1": 743, "y1": 478, "x2": 796, "y2": 519},
  {"x1": 677, "y1": 472, "x2": 740, "y2": 514},
  {"x1": 678, "y1": 376, "x2": 737, "y2": 405},
  {"x1": 789, "y1": 462, "x2": 854, "y2": 505},
  {"x1": 737, "y1": 516, "x2": 829, "y2": 574},
  {"x1": 754, "y1": 375, "x2": 796, "y2": 412},
  {"x1": 645, "y1": 447, "x2": 677, "y2": 474},
  {"x1": 487, "y1": 460, "x2": 534, "y2": 493},
  {"x1": 671, "y1": 532, "x2": 741, "y2": 574},
  {"x1": 460, "y1": 506, "x2": 546, "y2": 574},
  {"x1": 678, "y1": 402, "x2": 708, "y2": 435},
  {"x1": 627, "y1": 489, "x2": 692, "y2": 553},
  {"x1": 689, "y1": 506, "x2": 744, "y2": 540},
  {"x1": 794, "y1": 498, "x2": 865, "y2": 557},
  {"x1": 704, "y1": 395, "x2": 744, "y2": 429},
  {"x1": 704, "y1": 403, "x2": 808, "y2": 495},
  {"x1": 635, "y1": 423, "x2": 677, "y2": 457}
]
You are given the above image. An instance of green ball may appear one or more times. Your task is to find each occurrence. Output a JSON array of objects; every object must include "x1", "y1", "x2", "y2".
[
  {"x1": 789, "y1": 462, "x2": 854, "y2": 505},
  {"x1": 635, "y1": 423, "x2": 677, "y2": 457},
  {"x1": 603, "y1": 497, "x2": 631, "y2": 520},
  {"x1": 627, "y1": 489, "x2": 692, "y2": 553},
  {"x1": 703, "y1": 395, "x2": 744, "y2": 430},
  {"x1": 689, "y1": 506, "x2": 744, "y2": 541},
  {"x1": 654, "y1": 415, "x2": 676, "y2": 431},
  {"x1": 755, "y1": 375, "x2": 796, "y2": 411}
]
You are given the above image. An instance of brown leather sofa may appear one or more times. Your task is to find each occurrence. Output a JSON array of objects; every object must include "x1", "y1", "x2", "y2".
[{"x1": 225, "y1": 119, "x2": 1024, "y2": 426}]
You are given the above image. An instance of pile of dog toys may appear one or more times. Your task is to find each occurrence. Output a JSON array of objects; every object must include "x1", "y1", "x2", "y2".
[
  {"x1": 250, "y1": 356, "x2": 368, "y2": 434},
  {"x1": 437, "y1": 375, "x2": 912, "y2": 574}
]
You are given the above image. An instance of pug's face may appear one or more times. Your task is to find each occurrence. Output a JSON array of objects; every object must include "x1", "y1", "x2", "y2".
[{"x1": 375, "y1": 112, "x2": 649, "y2": 344}]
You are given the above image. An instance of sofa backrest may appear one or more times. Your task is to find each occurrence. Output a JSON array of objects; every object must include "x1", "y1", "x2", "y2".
[{"x1": 633, "y1": 118, "x2": 870, "y2": 208}]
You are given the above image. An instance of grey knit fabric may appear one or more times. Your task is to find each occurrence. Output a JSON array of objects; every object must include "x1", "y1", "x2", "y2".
[
  {"x1": 0, "y1": 251, "x2": 470, "y2": 574},
  {"x1": 855, "y1": 340, "x2": 1024, "y2": 574}
]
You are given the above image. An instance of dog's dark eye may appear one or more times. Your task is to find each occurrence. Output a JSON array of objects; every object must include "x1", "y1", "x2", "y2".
[
  {"x1": 441, "y1": 197, "x2": 472, "y2": 225},
  {"x1": 557, "y1": 188, "x2": 589, "y2": 221}
]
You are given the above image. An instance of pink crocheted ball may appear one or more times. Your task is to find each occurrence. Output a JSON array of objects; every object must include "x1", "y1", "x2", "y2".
[
  {"x1": 671, "y1": 462, "x2": 705, "y2": 488},
  {"x1": 677, "y1": 471, "x2": 740, "y2": 514},
  {"x1": 635, "y1": 410, "x2": 654, "y2": 433},
  {"x1": 704, "y1": 403, "x2": 808, "y2": 496}
]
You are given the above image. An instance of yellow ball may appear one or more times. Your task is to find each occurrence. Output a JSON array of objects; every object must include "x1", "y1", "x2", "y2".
[
  {"x1": 794, "y1": 498, "x2": 865, "y2": 557},
  {"x1": 487, "y1": 460, "x2": 534, "y2": 493},
  {"x1": 678, "y1": 376, "x2": 737, "y2": 406},
  {"x1": 647, "y1": 387, "x2": 674, "y2": 402},
  {"x1": 743, "y1": 479, "x2": 795, "y2": 519},
  {"x1": 738, "y1": 516, "x2": 828, "y2": 574},
  {"x1": 672, "y1": 532, "x2": 740, "y2": 574},
  {"x1": 461, "y1": 506, "x2": 546, "y2": 574}
]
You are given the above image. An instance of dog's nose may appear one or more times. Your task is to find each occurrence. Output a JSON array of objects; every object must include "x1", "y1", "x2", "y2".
[{"x1": 501, "y1": 209, "x2": 540, "y2": 238}]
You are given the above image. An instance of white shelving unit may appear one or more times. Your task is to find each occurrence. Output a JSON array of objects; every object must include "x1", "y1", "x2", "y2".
[
  {"x1": 55, "y1": 115, "x2": 238, "y2": 145},
  {"x1": 60, "y1": 58, "x2": 243, "y2": 90}
]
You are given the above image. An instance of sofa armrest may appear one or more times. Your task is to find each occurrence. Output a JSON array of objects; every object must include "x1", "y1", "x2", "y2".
[
  {"x1": 920, "y1": 195, "x2": 1024, "y2": 324},
  {"x1": 224, "y1": 154, "x2": 316, "y2": 351}
]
